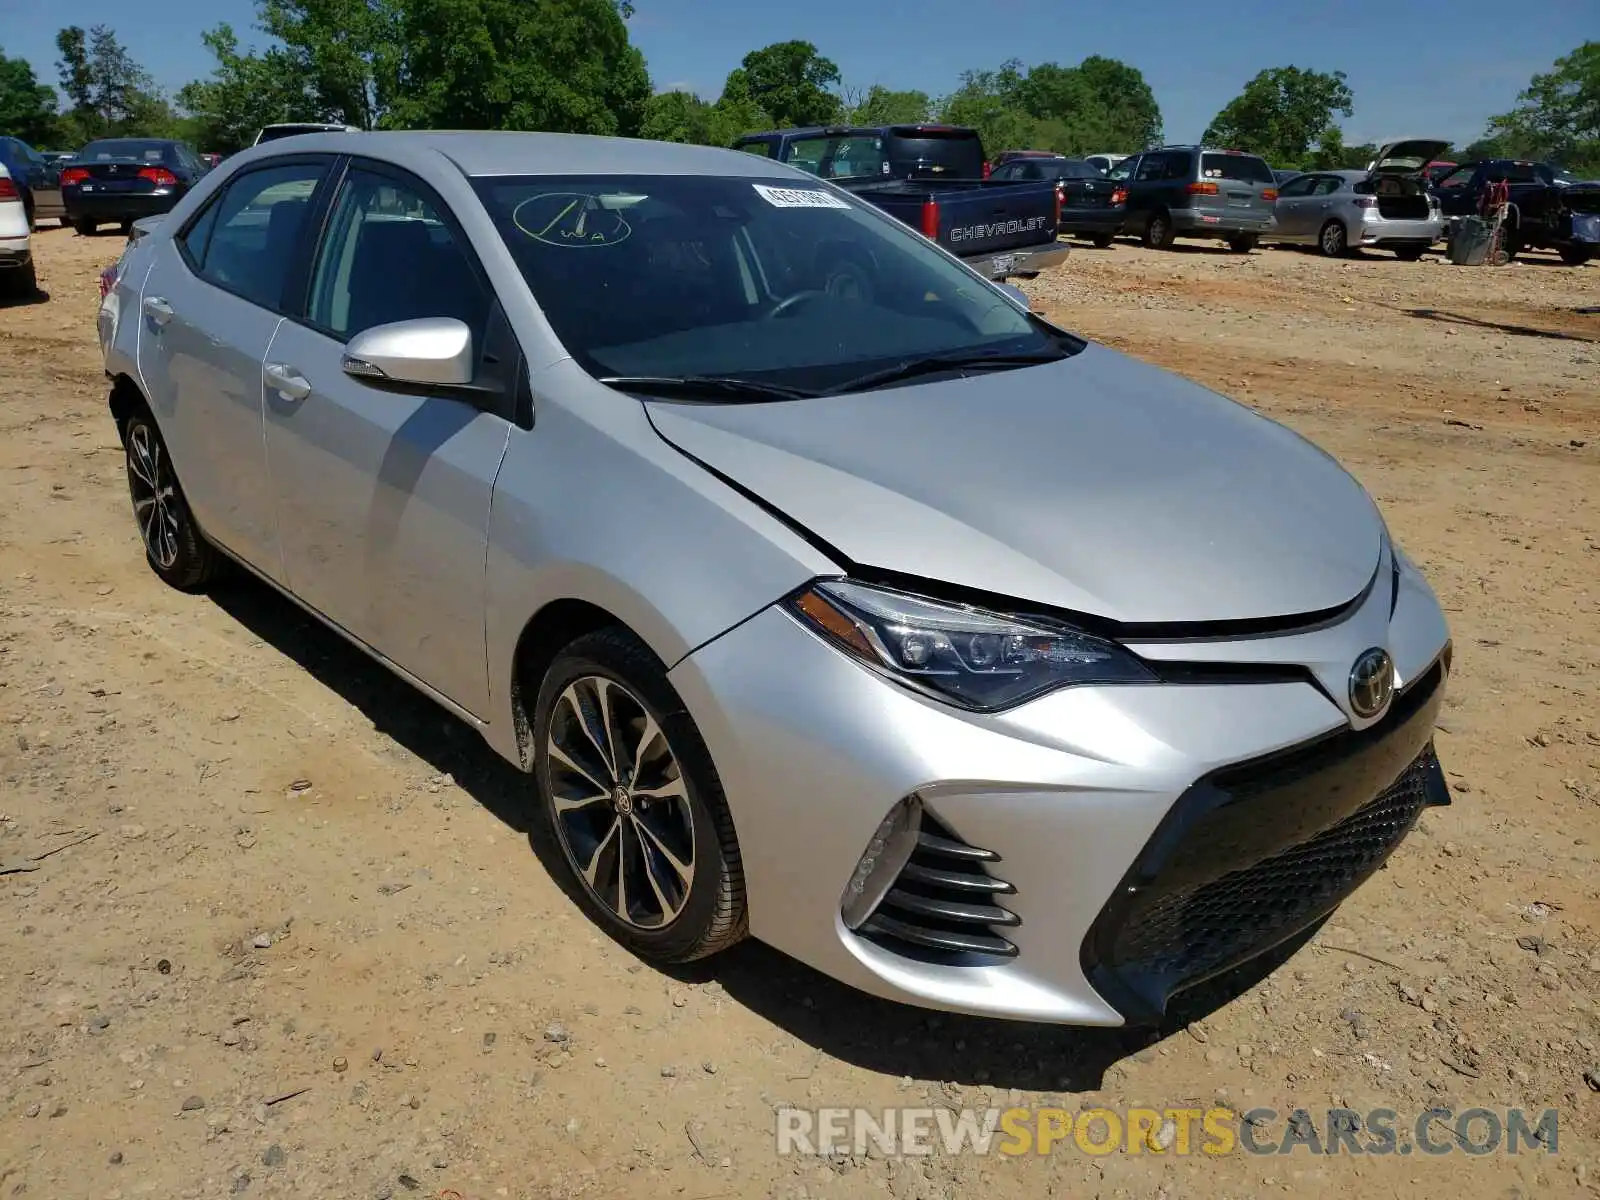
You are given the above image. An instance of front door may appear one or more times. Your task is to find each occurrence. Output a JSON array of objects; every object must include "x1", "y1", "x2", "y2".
[
  {"x1": 1271, "y1": 174, "x2": 1320, "y2": 239},
  {"x1": 135, "y1": 159, "x2": 331, "y2": 573},
  {"x1": 262, "y1": 162, "x2": 507, "y2": 715}
]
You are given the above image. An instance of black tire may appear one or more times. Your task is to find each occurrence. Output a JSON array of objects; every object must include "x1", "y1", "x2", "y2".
[
  {"x1": 1227, "y1": 233, "x2": 1257, "y2": 253},
  {"x1": 74, "y1": 218, "x2": 97, "y2": 237},
  {"x1": 1, "y1": 257, "x2": 36, "y2": 301},
  {"x1": 533, "y1": 627, "x2": 747, "y2": 964},
  {"x1": 1393, "y1": 245, "x2": 1426, "y2": 261},
  {"x1": 1496, "y1": 226, "x2": 1520, "y2": 263},
  {"x1": 120, "y1": 405, "x2": 223, "y2": 590},
  {"x1": 1142, "y1": 210, "x2": 1174, "y2": 249},
  {"x1": 1559, "y1": 245, "x2": 1592, "y2": 266},
  {"x1": 1317, "y1": 219, "x2": 1348, "y2": 257},
  {"x1": 118, "y1": 220, "x2": 133, "y2": 236},
  {"x1": 1091, "y1": 232, "x2": 1115, "y2": 248}
]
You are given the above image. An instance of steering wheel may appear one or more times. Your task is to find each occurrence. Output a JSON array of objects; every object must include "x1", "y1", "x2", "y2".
[{"x1": 764, "y1": 289, "x2": 830, "y2": 320}]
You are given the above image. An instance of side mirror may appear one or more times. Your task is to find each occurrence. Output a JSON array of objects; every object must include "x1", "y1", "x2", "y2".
[
  {"x1": 995, "y1": 282, "x2": 1029, "y2": 310},
  {"x1": 341, "y1": 317, "x2": 474, "y2": 388}
]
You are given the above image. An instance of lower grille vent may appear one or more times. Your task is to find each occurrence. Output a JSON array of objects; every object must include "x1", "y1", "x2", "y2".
[{"x1": 859, "y1": 815, "x2": 1018, "y2": 964}]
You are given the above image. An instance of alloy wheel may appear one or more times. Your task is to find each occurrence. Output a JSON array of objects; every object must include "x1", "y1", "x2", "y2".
[
  {"x1": 544, "y1": 674, "x2": 696, "y2": 929},
  {"x1": 1320, "y1": 222, "x2": 1346, "y2": 256},
  {"x1": 127, "y1": 422, "x2": 181, "y2": 570}
]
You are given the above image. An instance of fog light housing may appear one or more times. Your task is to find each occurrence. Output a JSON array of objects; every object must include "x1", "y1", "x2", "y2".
[{"x1": 840, "y1": 795, "x2": 923, "y2": 930}]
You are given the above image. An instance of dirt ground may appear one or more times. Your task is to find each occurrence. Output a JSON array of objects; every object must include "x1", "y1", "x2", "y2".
[{"x1": 2, "y1": 226, "x2": 1597, "y2": 1200}]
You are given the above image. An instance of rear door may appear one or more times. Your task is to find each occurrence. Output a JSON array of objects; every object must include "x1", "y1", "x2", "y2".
[
  {"x1": 261, "y1": 160, "x2": 509, "y2": 715},
  {"x1": 1197, "y1": 151, "x2": 1276, "y2": 219},
  {"x1": 135, "y1": 157, "x2": 334, "y2": 573}
]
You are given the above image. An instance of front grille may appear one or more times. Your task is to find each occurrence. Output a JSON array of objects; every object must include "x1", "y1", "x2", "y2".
[
  {"x1": 859, "y1": 815, "x2": 1018, "y2": 964},
  {"x1": 1083, "y1": 659, "x2": 1449, "y2": 1023},
  {"x1": 1116, "y1": 749, "x2": 1438, "y2": 985}
]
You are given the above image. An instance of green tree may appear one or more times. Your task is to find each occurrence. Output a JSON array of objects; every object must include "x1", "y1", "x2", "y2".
[
  {"x1": 177, "y1": 24, "x2": 318, "y2": 152},
  {"x1": 54, "y1": 24, "x2": 172, "y2": 142},
  {"x1": 1483, "y1": 42, "x2": 1599, "y2": 173},
  {"x1": 938, "y1": 60, "x2": 1041, "y2": 155},
  {"x1": 255, "y1": 0, "x2": 394, "y2": 129},
  {"x1": 0, "y1": 48, "x2": 60, "y2": 145},
  {"x1": 1203, "y1": 66, "x2": 1354, "y2": 165},
  {"x1": 641, "y1": 90, "x2": 716, "y2": 143},
  {"x1": 1074, "y1": 55, "x2": 1161, "y2": 149},
  {"x1": 704, "y1": 90, "x2": 768, "y2": 147},
  {"x1": 385, "y1": 0, "x2": 649, "y2": 134},
  {"x1": 848, "y1": 85, "x2": 931, "y2": 125},
  {"x1": 725, "y1": 41, "x2": 841, "y2": 128}
]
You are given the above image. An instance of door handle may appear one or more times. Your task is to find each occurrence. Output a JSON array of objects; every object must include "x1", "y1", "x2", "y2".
[
  {"x1": 141, "y1": 295, "x2": 174, "y2": 326},
  {"x1": 264, "y1": 362, "x2": 312, "y2": 401}
]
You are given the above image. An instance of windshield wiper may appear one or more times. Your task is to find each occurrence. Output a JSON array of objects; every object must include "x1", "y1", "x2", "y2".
[
  {"x1": 824, "y1": 349, "x2": 1068, "y2": 395},
  {"x1": 598, "y1": 375, "x2": 818, "y2": 403}
]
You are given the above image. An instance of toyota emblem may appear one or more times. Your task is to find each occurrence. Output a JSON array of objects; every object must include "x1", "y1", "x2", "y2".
[{"x1": 1348, "y1": 648, "x2": 1394, "y2": 719}]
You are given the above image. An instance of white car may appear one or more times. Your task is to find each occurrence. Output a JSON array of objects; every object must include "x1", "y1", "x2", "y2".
[
  {"x1": 1084, "y1": 153, "x2": 1129, "y2": 175},
  {"x1": 0, "y1": 163, "x2": 35, "y2": 299}
]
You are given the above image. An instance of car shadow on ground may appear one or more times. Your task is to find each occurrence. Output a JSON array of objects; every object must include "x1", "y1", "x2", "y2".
[
  {"x1": 206, "y1": 571, "x2": 1303, "y2": 1092},
  {"x1": 1403, "y1": 307, "x2": 1596, "y2": 343}
]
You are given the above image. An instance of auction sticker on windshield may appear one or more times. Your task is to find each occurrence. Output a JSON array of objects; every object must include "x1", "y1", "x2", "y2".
[{"x1": 753, "y1": 184, "x2": 852, "y2": 210}]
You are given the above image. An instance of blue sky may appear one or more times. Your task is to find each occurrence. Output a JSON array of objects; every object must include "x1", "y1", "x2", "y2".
[{"x1": 2, "y1": 0, "x2": 1592, "y2": 146}]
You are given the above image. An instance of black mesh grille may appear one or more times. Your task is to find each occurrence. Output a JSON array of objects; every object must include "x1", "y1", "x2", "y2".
[
  {"x1": 859, "y1": 815, "x2": 1018, "y2": 964},
  {"x1": 1113, "y1": 749, "x2": 1437, "y2": 981},
  {"x1": 1083, "y1": 659, "x2": 1449, "y2": 1022}
]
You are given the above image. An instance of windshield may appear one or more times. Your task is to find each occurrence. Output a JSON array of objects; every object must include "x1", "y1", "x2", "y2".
[
  {"x1": 1200, "y1": 153, "x2": 1274, "y2": 184},
  {"x1": 472, "y1": 174, "x2": 1069, "y2": 391}
]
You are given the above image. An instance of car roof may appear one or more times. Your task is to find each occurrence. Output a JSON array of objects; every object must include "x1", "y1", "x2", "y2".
[{"x1": 243, "y1": 130, "x2": 808, "y2": 180}]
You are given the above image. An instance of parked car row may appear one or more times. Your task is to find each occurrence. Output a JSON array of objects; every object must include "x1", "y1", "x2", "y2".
[{"x1": 0, "y1": 126, "x2": 362, "y2": 244}]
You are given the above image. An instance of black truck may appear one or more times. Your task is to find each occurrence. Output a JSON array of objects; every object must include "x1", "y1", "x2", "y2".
[
  {"x1": 731, "y1": 124, "x2": 1067, "y2": 280},
  {"x1": 1432, "y1": 159, "x2": 1599, "y2": 265}
]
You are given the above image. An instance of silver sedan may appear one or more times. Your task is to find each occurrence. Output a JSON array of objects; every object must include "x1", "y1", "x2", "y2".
[
  {"x1": 98, "y1": 131, "x2": 1452, "y2": 1026},
  {"x1": 1270, "y1": 139, "x2": 1448, "y2": 259}
]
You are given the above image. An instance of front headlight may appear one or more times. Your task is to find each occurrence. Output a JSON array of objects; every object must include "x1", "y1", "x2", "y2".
[{"x1": 784, "y1": 579, "x2": 1154, "y2": 711}]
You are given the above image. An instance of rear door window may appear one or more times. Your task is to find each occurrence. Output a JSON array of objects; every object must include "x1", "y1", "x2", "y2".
[
  {"x1": 192, "y1": 162, "x2": 328, "y2": 310},
  {"x1": 1200, "y1": 153, "x2": 1274, "y2": 183},
  {"x1": 1135, "y1": 153, "x2": 1169, "y2": 182},
  {"x1": 1276, "y1": 175, "x2": 1318, "y2": 198}
]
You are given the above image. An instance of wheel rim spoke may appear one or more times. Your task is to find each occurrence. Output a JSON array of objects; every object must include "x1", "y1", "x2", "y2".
[
  {"x1": 579, "y1": 817, "x2": 621, "y2": 889},
  {"x1": 559, "y1": 682, "x2": 617, "y2": 782},
  {"x1": 545, "y1": 673, "x2": 696, "y2": 930}
]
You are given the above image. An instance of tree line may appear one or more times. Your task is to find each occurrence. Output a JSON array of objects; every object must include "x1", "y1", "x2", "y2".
[{"x1": 0, "y1": 2, "x2": 1594, "y2": 176}]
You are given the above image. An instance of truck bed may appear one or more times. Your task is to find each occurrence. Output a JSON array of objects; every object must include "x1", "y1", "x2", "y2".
[{"x1": 843, "y1": 178, "x2": 1065, "y2": 277}]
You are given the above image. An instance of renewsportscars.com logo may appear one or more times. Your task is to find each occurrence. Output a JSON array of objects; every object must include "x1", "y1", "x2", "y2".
[{"x1": 776, "y1": 1106, "x2": 1561, "y2": 1158}]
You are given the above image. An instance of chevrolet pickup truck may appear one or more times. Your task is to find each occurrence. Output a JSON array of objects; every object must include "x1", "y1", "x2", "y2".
[{"x1": 732, "y1": 124, "x2": 1067, "y2": 280}]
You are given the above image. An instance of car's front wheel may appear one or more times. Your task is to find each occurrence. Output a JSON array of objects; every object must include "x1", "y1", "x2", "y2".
[
  {"x1": 74, "y1": 219, "x2": 97, "y2": 237},
  {"x1": 121, "y1": 406, "x2": 222, "y2": 590},
  {"x1": 1091, "y1": 232, "x2": 1115, "y2": 248},
  {"x1": 533, "y1": 627, "x2": 747, "y2": 964},
  {"x1": 1227, "y1": 234, "x2": 1257, "y2": 253},
  {"x1": 1393, "y1": 245, "x2": 1426, "y2": 261}
]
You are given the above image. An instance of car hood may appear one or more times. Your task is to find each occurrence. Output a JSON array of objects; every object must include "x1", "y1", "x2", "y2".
[{"x1": 645, "y1": 343, "x2": 1383, "y2": 625}]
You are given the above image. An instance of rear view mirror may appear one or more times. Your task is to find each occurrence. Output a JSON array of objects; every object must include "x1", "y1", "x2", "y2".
[{"x1": 341, "y1": 317, "x2": 474, "y2": 388}]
